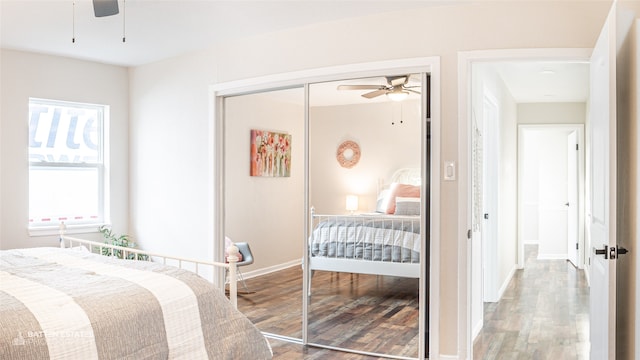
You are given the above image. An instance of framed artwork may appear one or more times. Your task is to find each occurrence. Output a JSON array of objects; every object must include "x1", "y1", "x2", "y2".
[{"x1": 250, "y1": 129, "x2": 292, "y2": 177}]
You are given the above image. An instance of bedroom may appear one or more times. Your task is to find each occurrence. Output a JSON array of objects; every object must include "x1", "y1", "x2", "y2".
[{"x1": 2, "y1": 1, "x2": 637, "y2": 359}]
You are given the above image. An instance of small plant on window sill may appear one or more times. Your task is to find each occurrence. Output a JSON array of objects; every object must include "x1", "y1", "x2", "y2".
[{"x1": 98, "y1": 225, "x2": 148, "y2": 260}]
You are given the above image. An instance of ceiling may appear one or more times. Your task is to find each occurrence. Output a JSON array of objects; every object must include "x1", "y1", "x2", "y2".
[
  {"x1": 0, "y1": 0, "x2": 446, "y2": 67},
  {"x1": 1, "y1": 1, "x2": 590, "y2": 104},
  {"x1": 286, "y1": 62, "x2": 590, "y2": 106},
  {"x1": 493, "y1": 61, "x2": 590, "y2": 103}
]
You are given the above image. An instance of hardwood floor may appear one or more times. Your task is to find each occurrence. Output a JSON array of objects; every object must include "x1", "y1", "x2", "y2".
[
  {"x1": 236, "y1": 244, "x2": 587, "y2": 359},
  {"x1": 236, "y1": 266, "x2": 420, "y2": 359},
  {"x1": 473, "y1": 244, "x2": 590, "y2": 359}
]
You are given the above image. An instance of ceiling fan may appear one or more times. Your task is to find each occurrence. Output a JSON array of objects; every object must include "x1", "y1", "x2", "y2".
[
  {"x1": 93, "y1": 0, "x2": 119, "y2": 17},
  {"x1": 337, "y1": 75, "x2": 420, "y2": 101}
]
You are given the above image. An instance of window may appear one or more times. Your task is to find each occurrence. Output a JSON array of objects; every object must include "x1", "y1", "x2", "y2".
[{"x1": 28, "y1": 98, "x2": 108, "y2": 231}]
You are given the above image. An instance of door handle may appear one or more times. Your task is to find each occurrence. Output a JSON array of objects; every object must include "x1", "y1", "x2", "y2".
[
  {"x1": 594, "y1": 245, "x2": 608, "y2": 259},
  {"x1": 612, "y1": 246, "x2": 628, "y2": 259}
]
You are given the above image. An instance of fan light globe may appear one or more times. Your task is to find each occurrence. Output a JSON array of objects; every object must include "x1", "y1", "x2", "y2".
[{"x1": 387, "y1": 90, "x2": 409, "y2": 102}]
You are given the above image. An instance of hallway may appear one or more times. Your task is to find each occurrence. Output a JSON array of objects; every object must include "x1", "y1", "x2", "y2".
[{"x1": 473, "y1": 245, "x2": 590, "y2": 359}]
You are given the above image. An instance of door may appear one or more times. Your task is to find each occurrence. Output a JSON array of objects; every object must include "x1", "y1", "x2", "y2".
[
  {"x1": 481, "y1": 94, "x2": 499, "y2": 302},
  {"x1": 537, "y1": 130, "x2": 570, "y2": 259},
  {"x1": 589, "y1": 6, "x2": 617, "y2": 359},
  {"x1": 566, "y1": 130, "x2": 579, "y2": 267}
]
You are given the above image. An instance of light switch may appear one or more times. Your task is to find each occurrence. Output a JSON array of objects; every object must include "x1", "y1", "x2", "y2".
[{"x1": 444, "y1": 161, "x2": 456, "y2": 181}]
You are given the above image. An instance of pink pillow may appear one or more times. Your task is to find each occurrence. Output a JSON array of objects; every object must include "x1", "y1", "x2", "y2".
[{"x1": 385, "y1": 183, "x2": 421, "y2": 214}]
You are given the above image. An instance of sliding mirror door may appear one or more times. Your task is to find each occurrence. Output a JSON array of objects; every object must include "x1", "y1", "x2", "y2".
[
  {"x1": 223, "y1": 88, "x2": 305, "y2": 340},
  {"x1": 306, "y1": 74, "x2": 426, "y2": 358}
]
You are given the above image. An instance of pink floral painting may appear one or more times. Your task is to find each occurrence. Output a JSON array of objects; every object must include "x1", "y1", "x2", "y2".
[{"x1": 250, "y1": 129, "x2": 292, "y2": 177}]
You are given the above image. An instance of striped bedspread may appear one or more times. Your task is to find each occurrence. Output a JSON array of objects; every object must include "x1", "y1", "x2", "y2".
[
  {"x1": 310, "y1": 215, "x2": 421, "y2": 263},
  {"x1": 0, "y1": 247, "x2": 272, "y2": 360}
]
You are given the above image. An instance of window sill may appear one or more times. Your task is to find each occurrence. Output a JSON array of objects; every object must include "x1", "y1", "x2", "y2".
[{"x1": 29, "y1": 223, "x2": 106, "y2": 237}]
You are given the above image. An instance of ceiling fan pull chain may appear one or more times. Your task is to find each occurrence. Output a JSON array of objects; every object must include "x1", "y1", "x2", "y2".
[
  {"x1": 122, "y1": 0, "x2": 126, "y2": 43},
  {"x1": 72, "y1": 1, "x2": 76, "y2": 43}
]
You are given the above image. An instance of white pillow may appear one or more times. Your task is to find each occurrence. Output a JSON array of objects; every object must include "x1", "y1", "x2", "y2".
[
  {"x1": 375, "y1": 189, "x2": 390, "y2": 213},
  {"x1": 394, "y1": 196, "x2": 421, "y2": 216}
]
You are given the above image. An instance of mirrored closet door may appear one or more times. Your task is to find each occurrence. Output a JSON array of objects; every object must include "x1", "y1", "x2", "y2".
[
  {"x1": 223, "y1": 87, "x2": 305, "y2": 341},
  {"x1": 304, "y1": 74, "x2": 427, "y2": 358}
]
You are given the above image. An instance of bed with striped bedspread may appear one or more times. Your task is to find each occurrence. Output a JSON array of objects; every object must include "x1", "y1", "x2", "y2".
[{"x1": 0, "y1": 247, "x2": 272, "y2": 360}]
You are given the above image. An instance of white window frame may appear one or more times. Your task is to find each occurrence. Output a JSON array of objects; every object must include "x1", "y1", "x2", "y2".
[{"x1": 28, "y1": 98, "x2": 110, "y2": 236}]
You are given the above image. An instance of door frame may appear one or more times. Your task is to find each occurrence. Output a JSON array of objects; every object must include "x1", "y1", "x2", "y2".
[
  {"x1": 517, "y1": 124, "x2": 585, "y2": 268},
  {"x1": 210, "y1": 57, "x2": 441, "y2": 360},
  {"x1": 457, "y1": 48, "x2": 592, "y2": 359}
]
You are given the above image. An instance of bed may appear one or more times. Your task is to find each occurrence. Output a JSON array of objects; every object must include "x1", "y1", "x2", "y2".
[
  {"x1": 308, "y1": 168, "x2": 423, "y2": 279},
  {"x1": 0, "y1": 228, "x2": 273, "y2": 359}
]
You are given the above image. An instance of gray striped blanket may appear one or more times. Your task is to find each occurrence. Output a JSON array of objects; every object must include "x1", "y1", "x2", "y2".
[
  {"x1": 0, "y1": 247, "x2": 272, "y2": 359},
  {"x1": 310, "y1": 216, "x2": 421, "y2": 263}
]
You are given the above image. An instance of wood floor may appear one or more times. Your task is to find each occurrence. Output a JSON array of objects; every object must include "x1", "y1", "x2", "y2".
[
  {"x1": 236, "y1": 244, "x2": 588, "y2": 359},
  {"x1": 236, "y1": 266, "x2": 420, "y2": 359},
  {"x1": 473, "y1": 245, "x2": 590, "y2": 359}
]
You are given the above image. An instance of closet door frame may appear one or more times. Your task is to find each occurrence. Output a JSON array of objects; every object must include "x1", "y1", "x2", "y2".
[{"x1": 209, "y1": 57, "x2": 441, "y2": 360}]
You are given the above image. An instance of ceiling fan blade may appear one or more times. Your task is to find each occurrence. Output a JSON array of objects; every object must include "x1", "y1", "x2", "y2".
[
  {"x1": 93, "y1": 0, "x2": 119, "y2": 17},
  {"x1": 337, "y1": 85, "x2": 384, "y2": 91},
  {"x1": 406, "y1": 89, "x2": 421, "y2": 95},
  {"x1": 362, "y1": 89, "x2": 388, "y2": 99}
]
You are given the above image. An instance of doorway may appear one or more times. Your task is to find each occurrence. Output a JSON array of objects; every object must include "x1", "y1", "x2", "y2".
[
  {"x1": 518, "y1": 125, "x2": 585, "y2": 267},
  {"x1": 458, "y1": 48, "x2": 592, "y2": 359}
]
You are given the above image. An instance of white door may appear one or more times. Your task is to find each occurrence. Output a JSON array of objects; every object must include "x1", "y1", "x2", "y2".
[
  {"x1": 537, "y1": 130, "x2": 569, "y2": 259},
  {"x1": 566, "y1": 130, "x2": 579, "y2": 267},
  {"x1": 589, "y1": 6, "x2": 617, "y2": 359},
  {"x1": 470, "y1": 121, "x2": 484, "y2": 339},
  {"x1": 482, "y1": 94, "x2": 499, "y2": 302}
]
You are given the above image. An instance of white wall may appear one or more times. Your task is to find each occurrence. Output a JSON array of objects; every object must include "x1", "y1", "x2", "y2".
[
  {"x1": 224, "y1": 91, "x2": 304, "y2": 272},
  {"x1": 521, "y1": 133, "x2": 541, "y2": 244},
  {"x1": 310, "y1": 100, "x2": 421, "y2": 215},
  {"x1": 128, "y1": 54, "x2": 219, "y2": 260},
  {"x1": 127, "y1": 2, "x2": 610, "y2": 356},
  {"x1": 518, "y1": 102, "x2": 587, "y2": 124},
  {"x1": 0, "y1": 49, "x2": 129, "y2": 250}
]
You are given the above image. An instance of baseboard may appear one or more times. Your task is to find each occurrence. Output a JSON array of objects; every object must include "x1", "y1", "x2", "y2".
[
  {"x1": 584, "y1": 266, "x2": 590, "y2": 287},
  {"x1": 240, "y1": 258, "x2": 302, "y2": 280},
  {"x1": 537, "y1": 253, "x2": 568, "y2": 260},
  {"x1": 497, "y1": 265, "x2": 516, "y2": 300},
  {"x1": 471, "y1": 318, "x2": 483, "y2": 342},
  {"x1": 439, "y1": 354, "x2": 460, "y2": 360}
]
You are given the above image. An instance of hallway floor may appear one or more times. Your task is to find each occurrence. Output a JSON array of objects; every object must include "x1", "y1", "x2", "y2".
[{"x1": 473, "y1": 244, "x2": 590, "y2": 359}]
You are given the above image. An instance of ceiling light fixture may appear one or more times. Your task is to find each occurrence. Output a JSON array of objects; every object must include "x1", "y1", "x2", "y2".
[{"x1": 386, "y1": 87, "x2": 409, "y2": 102}]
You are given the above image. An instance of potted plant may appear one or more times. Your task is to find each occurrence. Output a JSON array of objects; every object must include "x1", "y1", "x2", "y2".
[{"x1": 98, "y1": 225, "x2": 148, "y2": 260}]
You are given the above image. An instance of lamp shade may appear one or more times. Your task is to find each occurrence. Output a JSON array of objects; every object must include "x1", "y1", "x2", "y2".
[{"x1": 346, "y1": 195, "x2": 358, "y2": 212}]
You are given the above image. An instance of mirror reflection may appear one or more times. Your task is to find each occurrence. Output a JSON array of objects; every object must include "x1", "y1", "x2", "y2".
[
  {"x1": 223, "y1": 88, "x2": 305, "y2": 339},
  {"x1": 307, "y1": 74, "x2": 423, "y2": 357}
]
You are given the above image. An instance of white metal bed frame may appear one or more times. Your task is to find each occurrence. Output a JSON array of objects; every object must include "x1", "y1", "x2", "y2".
[
  {"x1": 308, "y1": 167, "x2": 422, "y2": 280},
  {"x1": 308, "y1": 209, "x2": 421, "y2": 279},
  {"x1": 58, "y1": 223, "x2": 241, "y2": 309}
]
